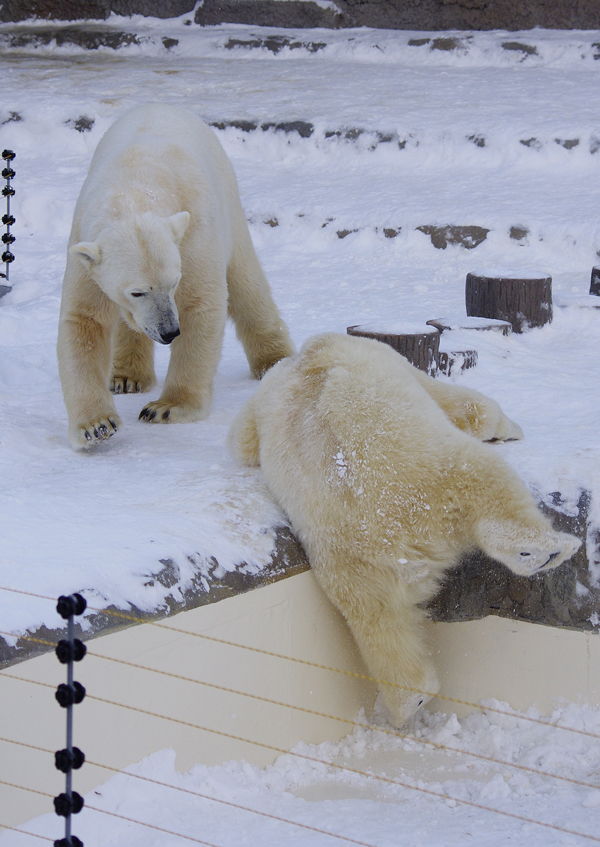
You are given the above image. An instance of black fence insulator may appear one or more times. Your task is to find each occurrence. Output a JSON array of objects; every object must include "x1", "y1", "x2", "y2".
[
  {"x1": 2, "y1": 214, "x2": 15, "y2": 226},
  {"x1": 53, "y1": 792, "x2": 84, "y2": 817},
  {"x1": 2, "y1": 233, "x2": 15, "y2": 244},
  {"x1": 2, "y1": 251, "x2": 14, "y2": 263},
  {"x1": 56, "y1": 594, "x2": 87, "y2": 620},
  {"x1": 56, "y1": 639, "x2": 87, "y2": 664},
  {"x1": 2, "y1": 185, "x2": 15, "y2": 197},
  {"x1": 2, "y1": 168, "x2": 15, "y2": 179},
  {"x1": 54, "y1": 593, "x2": 87, "y2": 847},
  {"x1": 55, "y1": 747, "x2": 85, "y2": 774},
  {"x1": 2, "y1": 149, "x2": 15, "y2": 161},
  {"x1": 55, "y1": 681, "x2": 86, "y2": 708}
]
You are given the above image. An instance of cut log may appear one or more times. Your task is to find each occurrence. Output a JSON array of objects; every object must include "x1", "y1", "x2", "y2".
[
  {"x1": 590, "y1": 266, "x2": 600, "y2": 296},
  {"x1": 347, "y1": 322, "x2": 440, "y2": 374},
  {"x1": 465, "y1": 270, "x2": 552, "y2": 333}
]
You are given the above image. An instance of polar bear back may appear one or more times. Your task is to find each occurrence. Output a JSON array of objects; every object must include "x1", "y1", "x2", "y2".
[
  {"x1": 72, "y1": 104, "x2": 239, "y2": 247},
  {"x1": 239, "y1": 334, "x2": 496, "y2": 564},
  {"x1": 231, "y1": 333, "x2": 580, "y2": 587},
  {"x1": 84, "y1": 103, "x2": 232, "y2": 183}
]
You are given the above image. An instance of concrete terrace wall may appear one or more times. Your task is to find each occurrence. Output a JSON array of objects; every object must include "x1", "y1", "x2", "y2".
[{"x1": 2, "y1": 0, "x2": 600, "y2": 30}]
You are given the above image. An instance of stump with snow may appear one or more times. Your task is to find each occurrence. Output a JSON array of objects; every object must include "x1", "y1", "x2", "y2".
[
  {"x1": 466, "y1": 269, "x2": 552, "y2": 333},
  {"x1": 347, "y1": 322, "x2": 440, "y2": 375},
  {"x1": 590, "y1": 267, "x2": 600, "y2": 296},
  {"x1": 426, "y1": 315, "x2": 512, "y2": 336}
]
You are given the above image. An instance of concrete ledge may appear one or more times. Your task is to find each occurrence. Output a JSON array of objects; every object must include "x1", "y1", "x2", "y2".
[
  {"x1": 0, "y1": 525, "x2": 309, "y2": 669},
  {"x1": 3, "y1": 488, "x2": 597, "y2": 671}
]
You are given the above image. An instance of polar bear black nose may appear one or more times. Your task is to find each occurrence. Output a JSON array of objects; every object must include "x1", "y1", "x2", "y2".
[{"x1": 160, "y1": 328, "x2": 180, "y2": 345}]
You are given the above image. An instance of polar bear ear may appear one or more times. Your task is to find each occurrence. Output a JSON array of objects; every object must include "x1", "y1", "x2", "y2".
[
  {"x1": 166, "y1": 211, "x2": 190, "y2": 245},
  {"x1": 70, "y1": 241, "x2": 102, "y2": 266}
]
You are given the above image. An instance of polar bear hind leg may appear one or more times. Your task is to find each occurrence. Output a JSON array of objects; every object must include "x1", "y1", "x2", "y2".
[
  {"x1": 110, "y1": 319, "x2": 157, "y2": 394},
  {"x1": 410, "y1": 367, "x2": 523, "y2": 442},
  {"x1": 226, "y1": 233, "x2": 295, "y2": 378}
]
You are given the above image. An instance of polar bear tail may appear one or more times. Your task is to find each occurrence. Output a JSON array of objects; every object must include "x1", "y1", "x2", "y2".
[{"x1": 228, "y1": 396, "x2": 261, "y2": 467}]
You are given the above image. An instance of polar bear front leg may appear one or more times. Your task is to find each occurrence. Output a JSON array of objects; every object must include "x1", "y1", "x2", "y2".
[
  {"x1": 344, "y1": 601, "x2": 440, "y2": 728},
  {"x1": 139, "y1": 299, "x2": 227, "y2": 424},
  {"x1": 111, "y1": 319, "x2": 157, "y2": 395},
  {"x1": 57, "y1": 312, "x2": 123, "y2": 450}
]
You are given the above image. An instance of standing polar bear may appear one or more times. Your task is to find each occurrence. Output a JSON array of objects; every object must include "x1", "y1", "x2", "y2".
[
  {"x1": 228, "y1": 333, "x2": 580, "y2": 727},
  {"x1": 57, "y1": 103, "x2": 294, "y2": 450}
]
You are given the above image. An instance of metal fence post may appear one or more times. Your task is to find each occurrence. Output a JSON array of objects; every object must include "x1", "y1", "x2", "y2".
[
  {"x1": 54, "y1": 593, "x2": 87, "y2": 847},
  {"x1": 1, "y1": 149, "x2": 15, "y2": 293}
]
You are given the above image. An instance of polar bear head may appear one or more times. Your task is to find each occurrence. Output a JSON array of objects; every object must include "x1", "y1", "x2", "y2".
[
  {"x1": 70, "y1": 210, "x2": 190, "y2": 345},
  {"x1": 475, "y1": 518, "x2": 581, "y2": 576}
]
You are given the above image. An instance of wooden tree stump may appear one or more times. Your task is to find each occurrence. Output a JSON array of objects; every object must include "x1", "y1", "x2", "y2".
[
  {"x1": 466, "y1": 270, "x2": 552, "y2": 333},
  {"x1": 590, "y1": 267, "x2": 600, "y2": 296},
  {"x1": 347, "y1": 322, "x2": 440, "y2": 374},
  {"x1": 437, "y1": 349, "x2": 478, "y2": 376}
]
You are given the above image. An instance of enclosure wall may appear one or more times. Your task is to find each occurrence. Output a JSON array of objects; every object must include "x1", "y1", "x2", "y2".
[
  {"x1": 3, "y1": 0, "x2": 600, "y2": 30},
  {"x1": 3, "y1": 570, "x2": 600, "y2": 830}
]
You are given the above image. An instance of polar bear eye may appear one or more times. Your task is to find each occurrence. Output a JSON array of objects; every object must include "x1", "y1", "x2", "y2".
[
  {"x1": 519, "y1": 552, "x2": 531, "y2": 557},
  {"x1": 130, "y1": 292, "x2": 146, "y2": 298}
]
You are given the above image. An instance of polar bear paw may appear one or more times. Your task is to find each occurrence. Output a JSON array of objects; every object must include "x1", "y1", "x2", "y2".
[
  {"x1": 69, "y1": 413, "x2": 122, "y2": 450},
  {"x1": 477, "y1": 519, "x2": 581, "y2": 575},
  {"x1": 381, "y1": 664, "x2": 440, "y2": 728},
  {"x1": 111, "y1": 373, "x2": 156, "y2": 395},
  {"x1": 138, "y1": 399, "x2": 208, "y2": 424}
]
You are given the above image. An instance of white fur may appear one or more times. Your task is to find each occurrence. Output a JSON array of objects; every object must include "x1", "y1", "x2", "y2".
[
  {"x1": 228, "y1": 333, "x2": 581, "y2": 727},
  {"x1": 58, "y1": 103, "x2": 294, "y2": 449}
]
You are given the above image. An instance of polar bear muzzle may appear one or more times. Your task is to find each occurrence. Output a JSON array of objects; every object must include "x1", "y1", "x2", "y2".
[
  {"x1": 159, "y1": 327, "x2": 180, "y2": 345},
  {"x1": 129, "y1": 290, "x2": 180, "y2": 345}
]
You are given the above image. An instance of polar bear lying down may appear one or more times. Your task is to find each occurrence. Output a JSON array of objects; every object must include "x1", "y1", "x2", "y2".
[
  {"x1": 57, "y1": 103, "x2": 294, "y2": 450},
  {"x1": 228, "y1": 333, "x2": 581, "y2": 727}
]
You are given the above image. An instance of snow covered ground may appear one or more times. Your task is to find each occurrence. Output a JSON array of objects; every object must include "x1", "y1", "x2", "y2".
[
  {"x1": 2, "y1": 11, "x2": 600, "y2": 845},
  {"x1": 8, "y1": 698, "x2": 600, "y2": 846}
]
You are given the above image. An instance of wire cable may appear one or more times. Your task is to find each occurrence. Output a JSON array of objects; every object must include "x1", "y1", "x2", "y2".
[
  {"x1": 1, "y1": 591, "x2": 599, "y2": 743},
  {"x1": 0, "y1": 777, "x2": 221, "y2": 847},
  {"x1": 0, "y1": 823, "x2": 53, "y2": 843},
  {"x1": 5, "y1": 626, "x2": 600, "y2": 794},
  {"x1": 3, "y1": 674, "x2": 600, "y2": 844},
  {"x1": 86, "y1": 650, "x2": 600, "y2": 793},
  {"x1": 0, "y1": 736, "x2": 385, "y2": 847}
]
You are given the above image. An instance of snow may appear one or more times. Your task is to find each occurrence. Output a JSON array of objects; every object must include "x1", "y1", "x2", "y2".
[
  {"x1": 351, "y1": 321, "x2": 439, "y2": 335},
  {"x1": 1, "y1": 10, "x2": 600, "y2": 845},
  {"x1": 9, "y1": 699, "x2": 600, "y2": 846},
  {"x1": 468, "y1": 269, "x2": 551, "y2": 279}
]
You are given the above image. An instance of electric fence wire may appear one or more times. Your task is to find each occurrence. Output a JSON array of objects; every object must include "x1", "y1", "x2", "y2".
[{"x1": 2, "y1": 586, "x2": 600, "y2": 845}]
